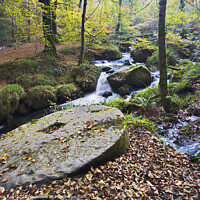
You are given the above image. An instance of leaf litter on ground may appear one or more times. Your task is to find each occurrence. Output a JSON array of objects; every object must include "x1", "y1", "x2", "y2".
[{"x1": 1, "y1": 123, "x2": 200, "y2": 199}]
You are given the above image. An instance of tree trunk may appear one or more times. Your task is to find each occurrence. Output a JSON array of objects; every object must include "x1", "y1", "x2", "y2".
[
  {"x1": 159, "y1": 0, "x2": 171, "y2": 112},
  {"x1": 39, "y1": 0, "x2": 57, "y2": 57},
  {"x1": 78, "y1": 0, "x2": 87, "y2": 65},
  {"x1": 116, "y1": 0, "x2": 122, "y2": 34},
  {"x1": 52, "y1": 0, "x2": 58, "y2": 42},
  {"x1": 78, "y1": 0, "x2": 83, "y2": 8}
]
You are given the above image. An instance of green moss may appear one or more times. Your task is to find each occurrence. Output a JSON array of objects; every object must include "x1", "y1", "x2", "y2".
[
  {"x1": 56, "y1": 84, "x2": 77, "y2": 103},
  {"x1": 73, "y1": 63, "x2": 101, "y2": 92},
  {"x1": 25, "y1": 85, "x2": 57, "y2": 110},
  {"x1": 59, "y1": 71, "x2": 73, "y2": 84},
  {"x1": 0, "y1": 84, "x2": 25, "y2": 123}
]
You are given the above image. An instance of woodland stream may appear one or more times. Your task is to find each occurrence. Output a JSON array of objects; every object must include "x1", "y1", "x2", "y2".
[{"x1": 0, "y1": 49, "x2": 199, "y2": 159}]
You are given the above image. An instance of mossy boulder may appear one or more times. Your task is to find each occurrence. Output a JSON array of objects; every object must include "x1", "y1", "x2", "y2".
[
  {"x1": 0, "y1": 84, "x2": 25, "y2": 123},
  {"x1": 107, "y1": 66, "x2": 152, "y2": 96},
  {"x1": 56, "y1": 84, "x2": 78, "y2": 103},
  {"x1": 25, "y1": 85, "x2": 57, "y2": 110},
  {"x1": 131, "y1": 47, "x2": 154, "y2": 63},
  {"x1": 71, "y1": 63, "x2": 101, "y2": 93},
  {"x1": 85, "y1": 47, "x2": 122, "y2": 61},
  {"x1": 0, "y1": 106, "x2": 129, "y2": 189},
  {"x1": 118, "y1": 41, "x2": 132, "y2": 52}
]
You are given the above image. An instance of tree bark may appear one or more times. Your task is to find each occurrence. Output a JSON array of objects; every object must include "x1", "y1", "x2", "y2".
[
  {"x1": 159, "y1": 0, "x2": 170, "y2": 112},
  {"x1": 78, "y1": 0, "x2": 83, "y2": 8},
  {"x1": 78, "y1": 0, "x2": 87, "y2": 65},
  {"x1": 116, "y1": 0, "x2": 122, "y2": 34},
  {"x1": 39, "y1": 0, "x2": 57, "y2": 57},
  {"x1": 52, "y1": 0, "x2": 58, "y2": 42}
]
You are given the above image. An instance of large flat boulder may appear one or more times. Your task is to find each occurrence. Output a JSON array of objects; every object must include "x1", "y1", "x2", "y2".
[{"x1": 0, "y1": 106, "x2": 129, "y2": 189}]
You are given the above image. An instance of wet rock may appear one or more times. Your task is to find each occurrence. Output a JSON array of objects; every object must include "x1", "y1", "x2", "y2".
[
  {"x1": 106, "y1": 69, "x2": 115, "y2": 74},
  {"x1": 85, "y1": 48, "x2": 122, "y2": 61},
  {"x1": 124, "y1": 60, "x2": 132, "y2": 66},
  {"x1": 131, "y1": 48, "x2": 154, "y2": 63},
  {"x1": 71, "y1": 64, "x2": 101, "y2": 93},
  {"x1": 101, "y1": 91, "x2": 113, "y2": 98},
  {"x1": 118, "y1": 85, "x2": 132, "y2": 96},
  {"x1": 0, "y1": 106, "x2": 129, "y2": 189},
  {"x1": 102, "y1": 66, "x2": 112, "y2": 72},
  {"x1": 107, "y1": 65, "x2": 152, "y2": 94}
]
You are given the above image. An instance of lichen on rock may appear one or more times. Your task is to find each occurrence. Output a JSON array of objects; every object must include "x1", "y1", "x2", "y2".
[{"x1": 0, "y1": 105, "x2": 129, "y2": 189}]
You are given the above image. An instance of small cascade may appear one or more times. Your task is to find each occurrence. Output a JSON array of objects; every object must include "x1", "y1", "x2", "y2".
[{"x1": 95, "y1": 72, "x2": 112, "y2": 94}]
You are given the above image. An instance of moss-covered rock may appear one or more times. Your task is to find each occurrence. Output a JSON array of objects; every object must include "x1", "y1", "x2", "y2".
[
  {"x1": 25, "y1": 85, "x2": 57, "y2": 110},
  {"x1": 56, "y1": 84, "x2": 78, "y2": 103},
  {"x1": 107, "y1": 66, "x2": 152, "y2": 96},
  {"x1": 131, "y1": 47, "x2": 154, "y2": 63},
  {"x1": 0, "y1": 84, "x2": 25, "y2": 123},
  {"x1": 118, "y1": 41, "x2": 132, "y2": 52},
  {"x1": 71, "y1": 63, "x2": 101, "y2": 93},
  {"x1": 85, "y1": 45, "x2": 122, "y2": 61}
]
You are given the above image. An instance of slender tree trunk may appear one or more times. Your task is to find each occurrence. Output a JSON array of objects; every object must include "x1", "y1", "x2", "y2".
[
  {"x1": 116, "y1": 0, "x2": 122, "y2": 34},
  {"x1": 52, "y1": 0, "x2": 58, "y2": 42},
  {"x1": 27, "y1": 0, "x2": 31, "y2": 42},
  {"x1": 79, "y1": 0, "x2": 87, "y2": 65},
  {"x1": 159, "y1": 0, "x2": 171, "y2": 113},
  {"x1": 78, "y1": 0, "x2": 83, "y2": 8},
  {"x1": 39, "y1": 0, "x2": 57, "y2": 57}
]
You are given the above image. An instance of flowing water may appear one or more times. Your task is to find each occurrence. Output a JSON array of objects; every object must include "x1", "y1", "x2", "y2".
[{"x1": 0, "y1": 50, "x2": 199, "y2": 158}]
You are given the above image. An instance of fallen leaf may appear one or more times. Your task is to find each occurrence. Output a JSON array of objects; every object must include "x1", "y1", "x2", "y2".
[
  {"x1": 43, "y1": 189, "x2": 50, "y2": 195},
  {"x1": 1, "y1": 179, "x2": 7, "y2": 183},
  {"x1": 22, "y1": 154, "x2": 29, "y2": 160},
  {"x1": 86, "y1": 172, "x2": 93, "y2": 182},
  {"x1": 0, "y1": 187, "x2": 5, "y2": 195},
  {"x1": 66, "y1": 153, "x2": 70, "y2": 158},
  {"x1": 18, "y1": 169, "x2": 24, "y2": 175},
  {"x1": 67, "y1": 189, "x2": 73, "y2": 197},
  {"x1": 63, "y1": 145, "x2": 70, "y2": 151}
]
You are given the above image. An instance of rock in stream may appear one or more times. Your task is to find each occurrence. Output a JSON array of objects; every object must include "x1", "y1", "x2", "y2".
[{"x1": 0, "y1": 105, "x2": 129, "y2": 189}]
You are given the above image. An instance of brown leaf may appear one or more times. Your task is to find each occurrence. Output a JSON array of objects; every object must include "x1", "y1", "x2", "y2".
[
  {"x1": 22, "y1": 154, "x2": 29, "y2": 160},
  {"x1": 63, "y1": 145, "x2": 70, "y2": 151},
  {"x1": 18, "y1": 169, "x2": 24, "y2": 175},
  {"x1": 86, "y1": 172, "x2": 93, "y2": 182},
  {"x1": 0, "y1": 187, "x2": 5, "y2": 195},
  {"x1": 67, "y1": 189, "x2": 73, "y2": 197}
]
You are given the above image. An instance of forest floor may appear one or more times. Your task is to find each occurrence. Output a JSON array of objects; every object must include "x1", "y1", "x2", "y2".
[
  {"x1": 0, "y1": 43, "x2": 199, "y2": 199},
  {"x1": 1, "y1": 122, "x2": 200, "y2": 199},
  {"x1": 0, "y1": 43, "x2": 79, "y2": 65}
]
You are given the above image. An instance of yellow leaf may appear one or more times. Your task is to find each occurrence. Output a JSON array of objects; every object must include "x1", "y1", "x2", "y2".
[
  {"x1": 43, "y1": 189, "x2": 50, "y2": 195},
  {"x1": 67, "y1": 189, "x2": 73, "y2": 197},
  {"x1": 36, "y1": 129, "x2": 42, "y2": 132},
  {"x1": 18, "y1": 169, "x2": 24, "y2": 175},
  {"x1": 1, "y1": 179, "x2": 7, "y2": 183},
  {"x1": 86, "y1": 172, "x2": 93, "y2": 182}
]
